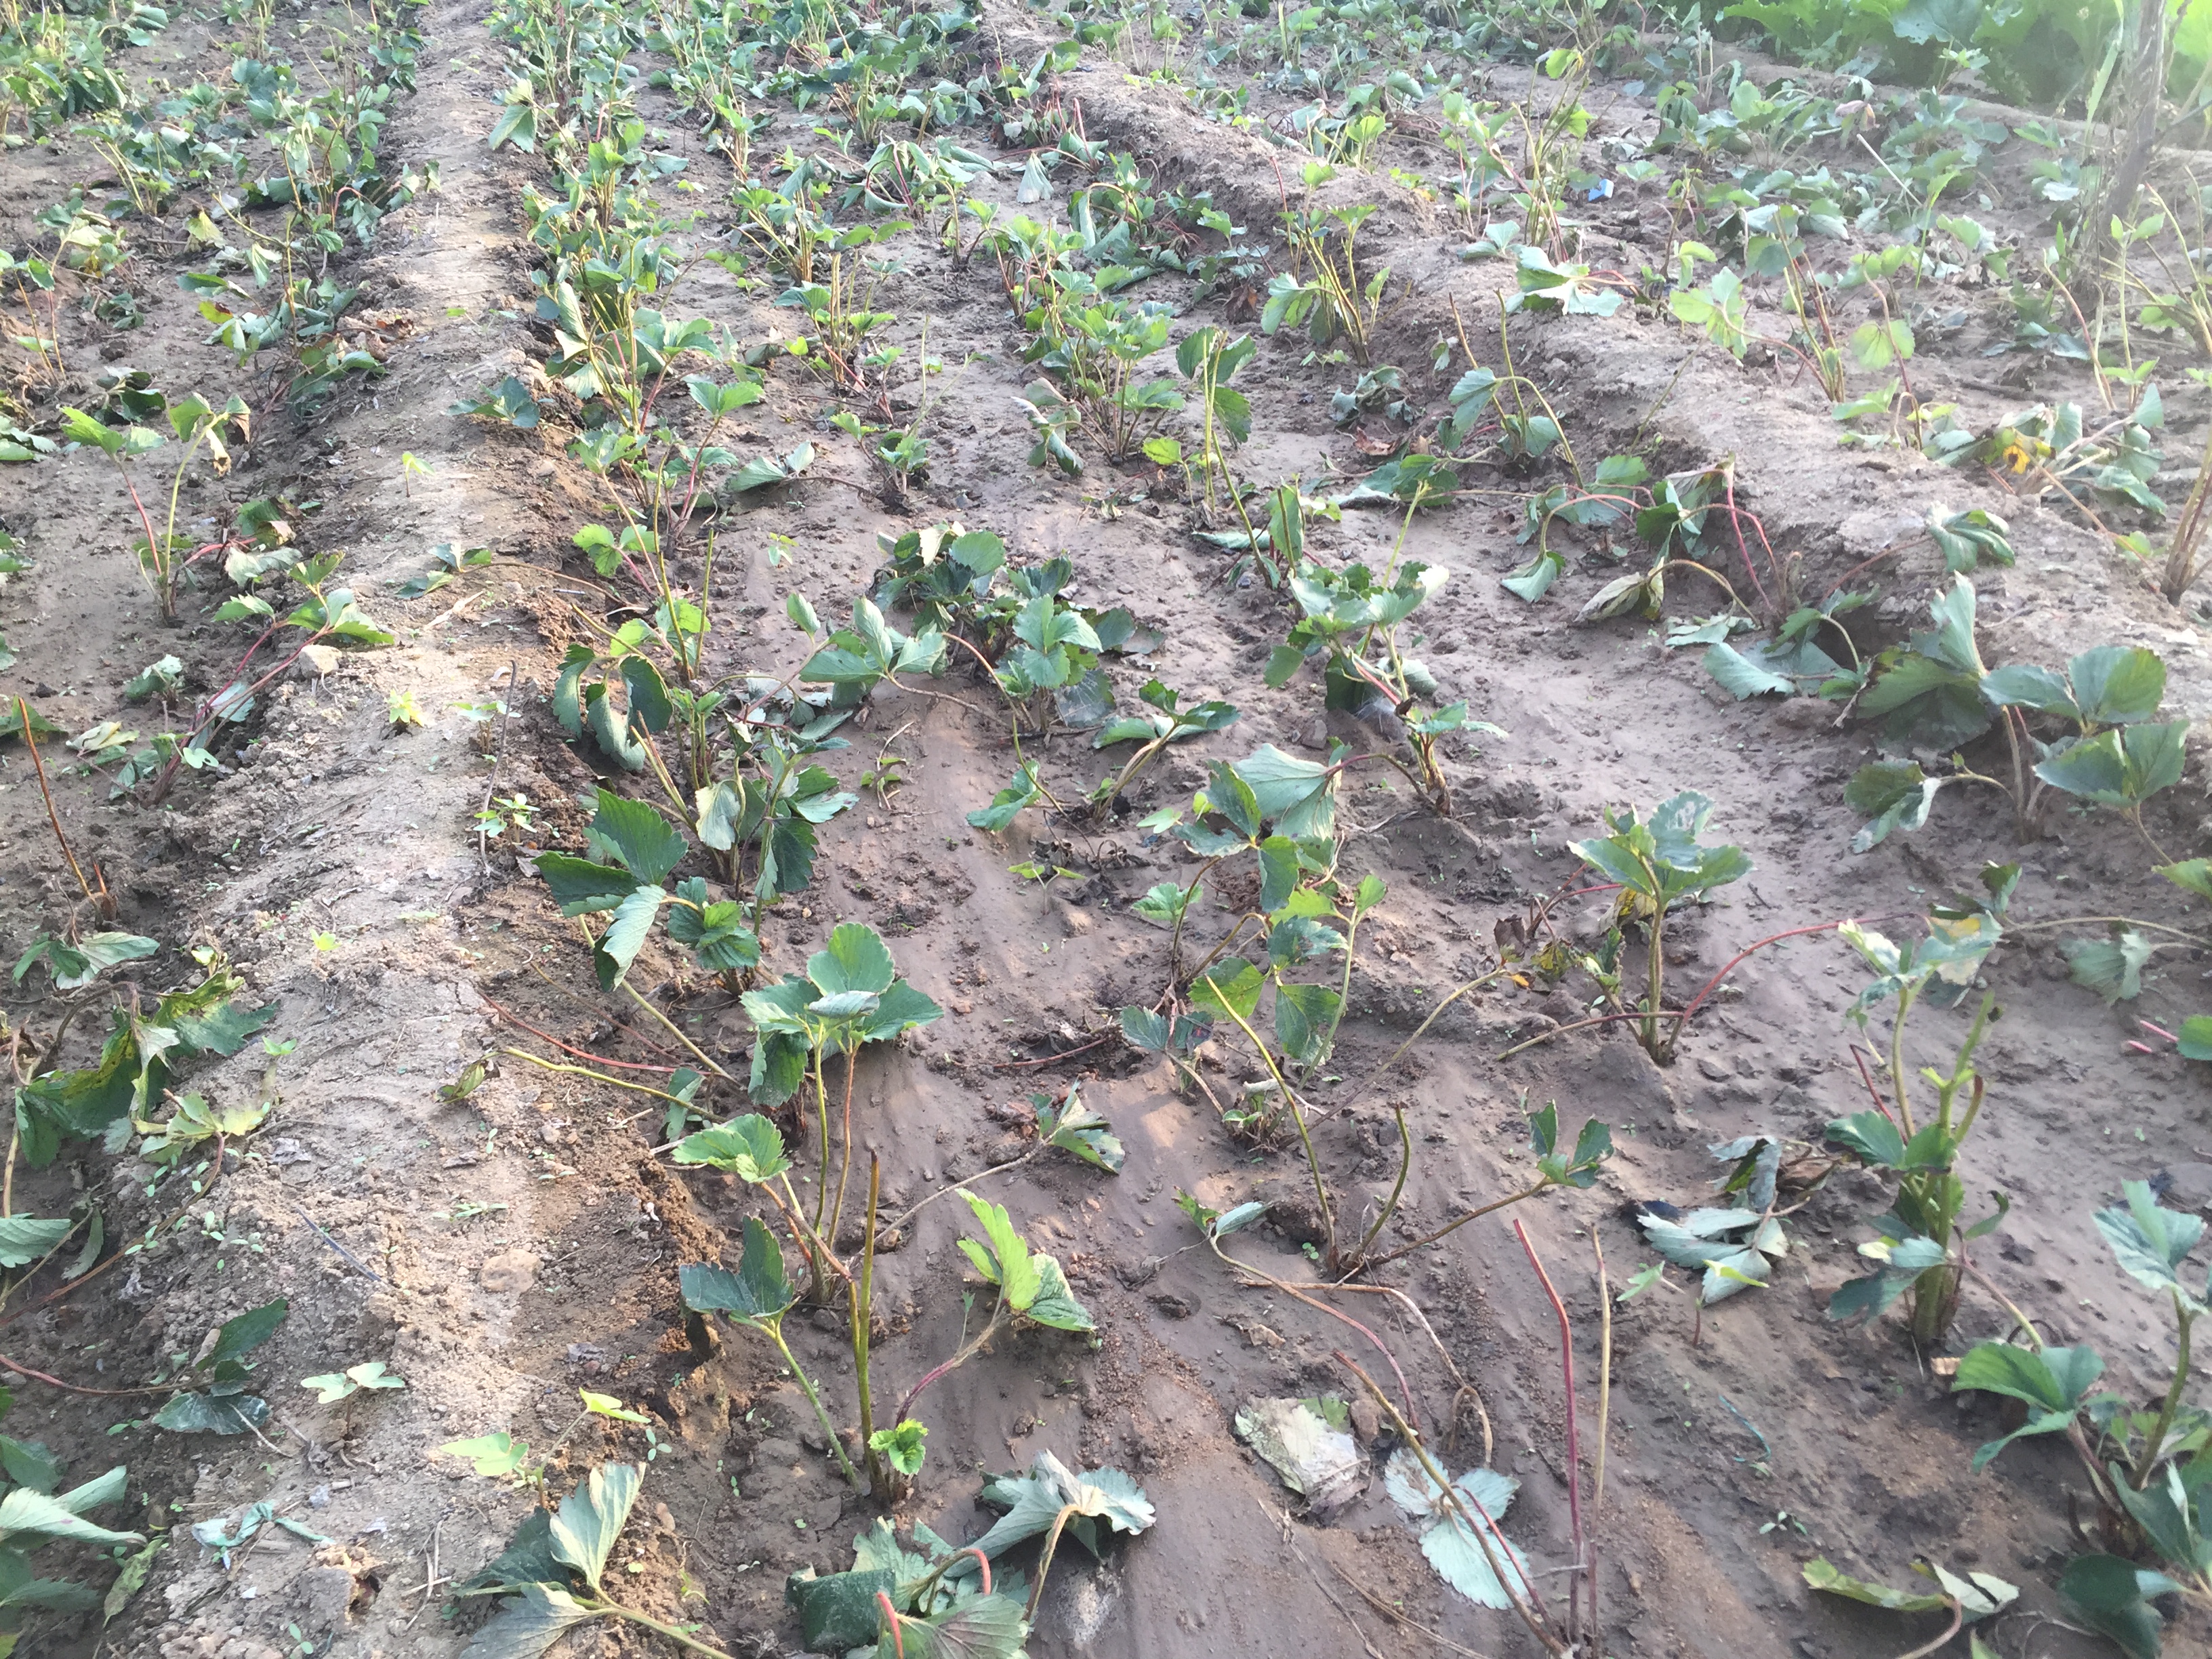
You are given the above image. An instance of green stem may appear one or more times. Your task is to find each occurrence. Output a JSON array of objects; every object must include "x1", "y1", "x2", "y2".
[
  {"x1": 1359, "y1": 1179, "x2": 1551, "y2": 1272},
  {"x1": 827, "y1": 1046, "x2": 859, "y2": 1252},
  {"x1": 502, "y1": 1049, "x2": 692, "y2": 1108},
  {"x1": 2132, "y1": 1296, "x2": 2195, "y2": 1490},
  {"x1": 1889, "y1": 985, "x2": 1918, "y2": 1136},
  {"x1": 1347, "y1": 1106, "x2": 1411, "y2": 1271},
  {"x1": 1202, "y1": 973, "x2": 1334, "y2": 1268},
  {"x1": 617, "y1": 979, "x2": 734, "y2": 1079},
  {"x1": 769, "y1": 1173, "x2": 840, "y2": 1303},
  {"x1": 853, "y1": 1157, "x2": 886, "y2": 1496},
  {"x1": 1645, "y1": 897, "x2": 1666, "y2": 1060},
  {"x1": 592, "y1": 1596, "x2": 741, "y2": 1659},
  {"x1": 811, "y1": 1045, "x2": 832, "y2": 1237},
  {"x1": 766, "y1": 1322, "x2": 865, "y2": 1492}
]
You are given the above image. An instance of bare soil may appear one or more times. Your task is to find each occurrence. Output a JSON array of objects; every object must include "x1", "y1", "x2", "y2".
[{"x1": 3, "y1": 4, "x2": 2211, "y2": 1658}]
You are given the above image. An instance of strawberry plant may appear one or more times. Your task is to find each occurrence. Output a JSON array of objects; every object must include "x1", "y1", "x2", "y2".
[
  {"x1": 742, "y1": 922, "x2": 941, "y2": 1252},
  {"x1": 786, "y1": 1518, "x2": 1032, "y2": 1656},
  {"x1": 1264, "y1": 552, "x2": 1490, "y2": 813},
  {"x1": 1846, "y1": 578, "x2": 2185, "y2": 847},
  {"x1": 682, "y1": 1216, "x2": 864, "y2": 1492},
  {"x1": 14, "y1": 945, "x2": 274, "y2": 1168},
  {"x1": 60, "y1": 392, "x2": 248, "y2": 619},
  {"x1": 1825, "y1": 968, "x2": 2006, "y2": 1344},
  {"x1": 535, "y1": 787, "x2": 759, "y2": 993},
  {"x1": 459, "y1": 1462, "x2": 754, "y2": 1657},
  {"x1": 893, "y1": 1193, "x2": 1092, "y2": 1423},
  {"x1": 1567, "y1": 792, "x2": 1750, "y2": 1063}
]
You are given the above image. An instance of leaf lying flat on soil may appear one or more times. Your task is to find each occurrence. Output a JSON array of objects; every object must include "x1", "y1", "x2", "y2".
[
  {"x1": 1233, "y1": 1396, "x2": 1363, "y2": 1513},
  {"x1": 1383, "y1": 1447, "x2": 1528, "y2": 1610}
]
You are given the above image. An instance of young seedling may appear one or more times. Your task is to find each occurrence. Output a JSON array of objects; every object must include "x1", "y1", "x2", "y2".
[
  {"x1": 457, "y1": 1464, "x2": 745, "y2": 1658},
  {"x1": 300, "y1": 1361, "x2": 404, "y2": 1441},
  {"x1": 742, "y1": 922, "x2": 942, "y2": 1251},
  {"x1": 893, "y1": 1195, "x2": 1093, "y2": 1425},
  {"x1": 1568, "y1": 791, "x2": 1750, "y2": 1063},
  {"x1": 680, "y1": 1216, "x2": 865, "y2": 1492},
  {"x1": 1826, "y1": 991, "x2": 2006, "y2": 1345},
  {"x1": 62, "y1": 393, "x2": 249, "y2": 619}
]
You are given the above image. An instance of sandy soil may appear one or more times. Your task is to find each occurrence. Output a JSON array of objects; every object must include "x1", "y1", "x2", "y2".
[{"x1": 3, "y1": 2, "x2": 2211, "y2": 1656}]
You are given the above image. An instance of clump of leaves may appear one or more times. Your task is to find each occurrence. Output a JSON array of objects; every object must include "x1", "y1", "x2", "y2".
[
  {"x1": 1568, "y1": 791, "x2": 1750, "y2": 1063},
  {"x1": 1637, "y1": 1135, "x2": 1792, "y2": 1308},
  {"x1": 16, "y1": 946, "x2": 274, "y2": 1166},
  {"x1": 1844, "y1": 579, "x2": 2182, "y2": 848},
  {"x1": 742, "y1": 922, "x2": 941, "y2": 1250},
  {"x1": 785, "y1": 1516, "x2": 1032, "y2": 1658},
  {"x1": 535, "y1": 787, "x2": 757, "y2": 994},
  {"x1": 1265, "y1": 546, "x2": 1492, "y2": 814},
  {"x1": 1825, "y1": 980, "x2": 2005, "y2": 1345},
  {"x1": 1385, "y1": 1446, "x2": 1531, "y2": 1612},
  {"x1": 0, "y1": 1428, "x2": 144, "y2": 1640}
]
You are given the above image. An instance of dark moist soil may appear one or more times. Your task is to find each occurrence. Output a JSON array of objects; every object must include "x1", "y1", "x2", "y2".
[{"x1": 2, "y1": 2, "x2": 2209, "y2": 1657}]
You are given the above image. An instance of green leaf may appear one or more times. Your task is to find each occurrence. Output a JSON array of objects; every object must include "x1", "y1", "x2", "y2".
[
  {"x1": 672, "y1": 1118, "x2": 790, "y2": 1183},
  {"x1": 679, "y1": 1215, "x2": 796, "y2": 1324},
  {"x1": 532, "y1": 853, "x2": 636, "y2": 915},
  {"x1": 0, "y1": 1219, "x2": 69, "y2": 1269},
  {"x1": 1704, "y1": 641, "x2": 1794, "y2": 699},
  {"x1": 1826, "y1": 1111, "x2": 1907, "y2": 1167},
  {"x1": 968, "y1": 766, "x2": 1042, "y2": 832},
  {"x1": 965, "y1": 1452, "x2": 1153, "y2": 1565},
  {"x1": 594, "y1": 886, "x2": 665, "y2": 990},
  {"x1": 2179, "y1": 1017, "x2": 2212, "y2": 1061},
  {"x1": 208, "y1": 1299, "x2": 287, "y2": 1366},
  {"x1": 586, "y1": 790, "x2": 686, "y2": 885},
  {"x1": 459, "y1": 1509, "x2": 559, "y2": 1593},
  {"x1": 1273, "y1": 981, "x2": 1342, "y2": 1067},
  {"x1": 1231, "y1": 745, "x2": 1336, "y2": 840},
  {"x1": 1800, "y1": 1558, "x2": 1947, "y2": 1615},
  {"x1": 1953, "y1": 1341, "x2": 2104, "y2": 1412},
  {"x1": 2158, "y1": 861, "x2": 2212, "y2": 904},
  {"x1": 440, "y1": 1431, "x2": 529, "y2": 1478},
  {"x1": 1925, "y1": 506, "x2": 2013, "y2": 574},
  {"x1": 958, "y1": 1193, "x2": 1041, "y2": 1312},
  {"x1": 809, "y1": 924, "x2": 897, "y2": 996},
  {"x1": 2059, "y1": 1555, "x2": 2177, "y2": 1659},
  {"x1": 460, "y1": 1583, "x2": 597, "y2": 1659},
  {"x1": 868, "y1": 1420, "x2": 928, "y2": 1478},
  {"x1": 1036, "y1": 1088, "x2": 1124, "y2": 1173},
  {"x1": 1022, "y1": 1254, "x2": 1094, "y2": 1332},
  {"x1": 1190, "y1": 960, "x2": 1265, "y2": 1023},
  {"x1": 2035, "y1": 721, "x2": 2190, "y2": 807},
  {"x1": 0, "y1": 1438, "x2": 59, "y2": 1496},
  {"x1": 1845, "y1": 761, "x2": 1942, "y2": 853},
  {"x1": 2064, "y1": 928, "x2": 2152, "y2": 1004},
  {"x1": 878, "y1": 1593, "x2": 1030, "y2": 1659},
  {"x1": 787, "y1": 1568, "x2": 897, "y2": 1652},
  {"x1": 0, "y1": 1488, "x2": 142, "y2": 1549},
  {"x1": 2067, "y1": 646, "x2": 2167, "y2": 724},
  {"x1": 2095, "y1": 1180, "x2": 2205, "y2": 1304},
  {"x1": 549, "y1": 1462, "x2": 639, "y2": 1593}
]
